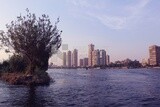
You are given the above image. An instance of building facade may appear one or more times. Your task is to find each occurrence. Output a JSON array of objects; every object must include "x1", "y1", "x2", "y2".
[
  {"x1": 83, "y1": 58, "x2": 88, "y2": 67},
  {"x1": 92, "y1": 49, "x2": 100, "y2": 66},
  {"x1": 149, "y1": 45, "x2": 160, "y2": 66},
  {"x1": 63, "y1": 52, "x2": 67, "y2": 67},
  {"x1": 67, "y1": 50, "x2": 72, "y2": 67},
  {"x1": 79, "y1": 59, "x2": 83, "y2": 67},
  {"x1": 99, "y1": 50, "x2": 106, "y2": 66},
  {"x1": 88, "y1": 44, "x2": 94, "y2": 67},
  {"x1": 72, "y1": 49, "x2": 78, "y2": 67},
  {"x1": 106, "y1": 55, "x2": 110, "y2": 66}
]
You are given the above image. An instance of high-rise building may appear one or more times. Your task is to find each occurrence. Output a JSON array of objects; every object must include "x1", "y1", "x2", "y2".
[
  {"x1": 88, "y1": 44, "x2": 94, "y2": 67},
  {"x1": 72, "y1": 49, "x2": 78, "y2": 67},
  {"x1": 71, "y1": 52, "x2": 73, "y2": 67},
  {"x1": 67, "y1": 50, "x2": 72, "y2": 67},
  {"x1": 83, "y1": 58, "x2": 88, "y2": 67},
  {"x1": 99, "y1": 50, "x2": 106, "y2": 66},
  {"x1": 92, "y1": 49, "x2": 100, "y2": 66},
  {"x1": 79, "y1": 59, "x2": 83, "y2": 67},
  {"x1": 106, "y1": 55, "x2": 110, "y2": 66},
  {"x1": 63, "y1": 52, "x2": 67, "y2": 67},
  {"x1": 149, "y1": 45, "x2": 160, "y2": 66}
]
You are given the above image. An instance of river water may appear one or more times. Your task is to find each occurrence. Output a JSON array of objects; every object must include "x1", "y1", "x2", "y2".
[{"x1": 1, "y1": 68, "x2": 160, "y2": 107}]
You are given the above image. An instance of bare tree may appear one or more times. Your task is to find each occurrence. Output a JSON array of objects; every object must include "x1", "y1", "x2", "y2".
[{"x1": 0, "y1": 9, "x2": 62, "y2": 74}]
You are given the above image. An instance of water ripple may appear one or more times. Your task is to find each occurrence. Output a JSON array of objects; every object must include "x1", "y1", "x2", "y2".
[{"x1": 1, "y1": 68, "x2": 160, "y2": 106}]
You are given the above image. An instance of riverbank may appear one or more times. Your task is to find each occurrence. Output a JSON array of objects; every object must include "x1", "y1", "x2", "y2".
[
  {"x1": 0, "y1": 72, "x2": 51, "y2": 86},
  {"x1": 49, "y1": 66, "x2": 160, "y2": 70}
]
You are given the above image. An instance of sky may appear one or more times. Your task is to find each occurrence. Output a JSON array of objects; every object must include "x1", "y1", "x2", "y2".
[{"x1": 0, "y1": 0, "x2": 160, "y2": 65}]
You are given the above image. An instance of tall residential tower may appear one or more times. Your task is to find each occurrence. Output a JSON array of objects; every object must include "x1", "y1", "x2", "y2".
[
  {"x1": 149, "y1": 45, "x2": 160, "y2": 66},
  {"x1": 99, "y1": 50, "x2": 106, "y2": 66},
  {"x1": 63, "y1": 52, "x2": 67, "y2": 67},
  {"x1": 88, "y1": 44, "x2": 94, "y2": 67},
  {"x1": 67, "y1": 50, "x2": 72, "y2": 67},
  {"x1": 106, "y1": 55, "x2": 110, "y2": 66},
  {"x1": 92, "y1": 49, "x2": 100, "y2": 66},
  {"x1": 72, "y1": 49, "x2": 78, "y2": 67}
]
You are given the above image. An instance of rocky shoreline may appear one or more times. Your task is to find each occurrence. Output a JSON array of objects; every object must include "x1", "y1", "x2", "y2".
[{"x1": 0, "y1": 72, "x2": 52, "y2": 86}]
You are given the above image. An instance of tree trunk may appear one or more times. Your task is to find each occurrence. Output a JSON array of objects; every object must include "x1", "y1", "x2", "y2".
[
  {"x1": 43, "y1": 57, "x2": 49, "y2": 71},
  {"x1": 26, "y1": 60, "x2": 36, "y2": 75},
  {"x1": 38, "y1": 56, "x2": 49, "y2": 71}
]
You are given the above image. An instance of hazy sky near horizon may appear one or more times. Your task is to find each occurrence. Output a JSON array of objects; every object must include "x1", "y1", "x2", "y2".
[{"x1": 0, "y1": 0, "x2": 160, "y2": 64}]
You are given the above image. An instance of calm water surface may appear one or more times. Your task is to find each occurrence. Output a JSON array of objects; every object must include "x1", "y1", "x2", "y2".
[{"x1": 1, "y1": 68, "x2": 160, "y2": 107}]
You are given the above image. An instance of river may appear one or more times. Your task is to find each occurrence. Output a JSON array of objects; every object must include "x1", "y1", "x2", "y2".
[{"x1": 1, "y1": 68, "x2": 160, "y2": 107}]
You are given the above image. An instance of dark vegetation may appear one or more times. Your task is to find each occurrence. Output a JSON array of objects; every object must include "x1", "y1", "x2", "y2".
[
  {"x1": 109, "y1": 59, "x2": 142, "y2": 68},
  {"x1": 0, "y1": 55, "x2": 27, "y2": 73}
]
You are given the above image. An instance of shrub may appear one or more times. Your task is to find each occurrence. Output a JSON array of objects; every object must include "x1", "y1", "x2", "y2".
[
  {"x1": 1, "y1": 60, "x2": 10, "y2": 72},
  {"x1": 8, "y1": 55, "x2": 27, "y2": 73}
]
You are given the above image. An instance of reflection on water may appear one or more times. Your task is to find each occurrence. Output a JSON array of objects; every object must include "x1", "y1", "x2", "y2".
[
  {"x1": 0, "y1": 84, "x2": 57, "y2": 107},
  {"x1": 26, "y1": 86, "x2": 45, "y2": 107},
  {"x1": 27, "y1": 86, "x2": 37, "y2": 107},
  {"x1": 1, "y1": 68, "x2": 160, "y2": 107}
]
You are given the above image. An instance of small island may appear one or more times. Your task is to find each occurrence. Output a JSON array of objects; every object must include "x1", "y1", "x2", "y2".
[{"x1": 0, "y1": 9, "x2": 62, "y2": 86}]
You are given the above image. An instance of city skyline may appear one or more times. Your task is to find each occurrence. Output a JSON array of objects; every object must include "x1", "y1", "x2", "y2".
[
  {"x1": 61, "y1": 44, "x2": 110, "y2": 67},
  {"x1": 52, "y1": 44, "x2": 160, "y2": 66},
  {"x1": 0, "y1": 0, "x2": 160, "y2": 64}
]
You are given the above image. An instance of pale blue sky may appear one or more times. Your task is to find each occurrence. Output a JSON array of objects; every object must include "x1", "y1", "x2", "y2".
[{"x1": 0, "y1": 0, "x2": 160, "y2": 64}]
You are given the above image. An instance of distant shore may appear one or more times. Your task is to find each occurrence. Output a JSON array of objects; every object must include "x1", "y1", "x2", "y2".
[{"x1": 48, "y1": 66, "x2": 160, "y2": 70}]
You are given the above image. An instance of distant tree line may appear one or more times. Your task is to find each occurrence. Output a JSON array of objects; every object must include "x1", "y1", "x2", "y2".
[{"x1": 109, "y1": 59, "x2": 142, "y2": 68}]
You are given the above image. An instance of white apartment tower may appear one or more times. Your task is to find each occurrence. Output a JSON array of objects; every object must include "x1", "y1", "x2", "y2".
[
  {"x1": 72, "y1": 49, "x2": 78, "y2": 67},
  {"x1": 88, "y1": 44, "x2": 94, "y2": 67}
]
